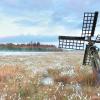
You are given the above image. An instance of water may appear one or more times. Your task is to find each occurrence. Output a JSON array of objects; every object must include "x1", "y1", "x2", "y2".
[{"x1": 0, "y1": 51, "x2": 55, "y2": 56}]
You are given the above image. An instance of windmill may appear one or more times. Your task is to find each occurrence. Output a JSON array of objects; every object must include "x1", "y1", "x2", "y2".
[{"x1": 58, "y1": 11, "x2": 100, "y2": 81}]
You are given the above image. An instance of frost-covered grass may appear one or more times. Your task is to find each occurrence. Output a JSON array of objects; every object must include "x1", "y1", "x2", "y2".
[{"x1": 0, "y1": 51, "x2": 100, "y2": 100}]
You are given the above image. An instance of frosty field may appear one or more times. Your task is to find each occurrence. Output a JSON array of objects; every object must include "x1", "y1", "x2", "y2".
[{"x1": 0, "y1": 51, "x2": 100, "y2": 100}]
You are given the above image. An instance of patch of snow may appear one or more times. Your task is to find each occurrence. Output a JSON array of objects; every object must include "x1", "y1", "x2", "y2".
[{"x1": 40, "y1": 77, "x2": 54, "y2": 85}]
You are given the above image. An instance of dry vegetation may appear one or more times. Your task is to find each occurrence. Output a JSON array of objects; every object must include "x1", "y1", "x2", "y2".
[{"x1": 0, "y1": 51, "x2": 100, "y2": 100}]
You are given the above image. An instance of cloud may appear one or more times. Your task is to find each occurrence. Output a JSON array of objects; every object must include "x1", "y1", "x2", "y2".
[
  {"x1": 0, "y1": 13, "x2": 67, "y2": 37},
  {"x1": 0, "y1": 0, "x2": 100, "y2": 44},
  {"x1": 15, "y1": 19, "x2": 37, "y2": 27},
  {"x1": 0, "y1": 34, "x2": 58, "y2": 43},
  {"x1": 5, "y1": 0, "x2": 17, "y2": 5},
  {"x1": 0, "y1": 0, "x2": 53, "y2": 16}
]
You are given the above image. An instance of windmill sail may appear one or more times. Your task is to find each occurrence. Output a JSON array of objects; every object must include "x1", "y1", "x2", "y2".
[
  {"x1": 59, "y1": 36, "x2": 85, "y2": 50},
  {"x1": 58, "y1": 12, "x2": 98, "y2": 50},
  {"x1": 81, "y1": 12, "x2": 98, "y2": 37}
]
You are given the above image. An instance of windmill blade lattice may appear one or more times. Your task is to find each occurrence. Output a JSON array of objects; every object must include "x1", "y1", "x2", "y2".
[
  {"x1": 96, "y1": 34, "x2": 100, "y2": 42},
  {"x1": 59, "y1": 12, "x2": 98, "y2": 50},
  {"x1": 81, "y1": 12, "x2": 98, "y2": 37},
  {"x1": 59, "y1": 36, "x2": 85, "y2": 50}
]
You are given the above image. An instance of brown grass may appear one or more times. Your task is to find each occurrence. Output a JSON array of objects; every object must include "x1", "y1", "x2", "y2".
[
  {"x1": 0, "y1": 65, "x2": 24, "y2": 81},
  {"x1": 0, "y1": 51, "x2": 100, "y2": 100},
  {"x1": 0, "y1": 64, "x2": 99, "y2": 100}
]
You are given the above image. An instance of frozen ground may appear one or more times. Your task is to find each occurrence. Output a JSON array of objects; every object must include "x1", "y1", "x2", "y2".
[
  {"x1": 0, "y1": 51, "x2": 100, "y2": 99},
  {"x1": 0, "y1": 51, "x2": 84, "y2": 74}
]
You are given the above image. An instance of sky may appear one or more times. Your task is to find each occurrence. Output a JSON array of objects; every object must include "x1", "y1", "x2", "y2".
[{"x1": 0, "y1": 0, "x2": 100, "y2": 45}]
